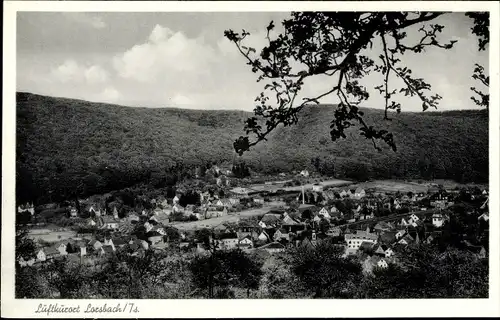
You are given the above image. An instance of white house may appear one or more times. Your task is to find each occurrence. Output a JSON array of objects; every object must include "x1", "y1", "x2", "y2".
[
  {"x1": 318, "y1": 207, "x2": 330, "y2": 218},
  {"x1": 102, "y1": 216, "x2": 119, "y2": 230},
  {"x1": 409, "y1": 213, "x2": 420, "y2": 222},
  {"x1": 173, "y1": 195, "x2": 180, "y2": 204},
  {"x1": 56, "y1": 243, "x2": 68, "y2": 256},
  {"x1": 395, "y1": 230, "x2": 406, "y2": 240},
  {"x1": 37, "y1": 249, "x2": 47, "y2": 262},
  {"x1": 144, "y1": 222, "x2": 154, "y2": 233},
  {"x1": 432, "y1": 213, "x2": 444, "y2": 227},
  {"x1": 377, "y1": 258, "x2": 389, "y2": 269},
  {"x1": 238, "y1": 237, "x2": 253, "y2": 249},
  {"x1": 384, "y1": 247, "x2": 394, "y2": 258},
  {"x1": 312, "y1": 184, "x2": 324, "y2": 192},
  {"x1": 258, "y1": 231, "x2": 270, "y2": 242},
  {"x1": 478, "y1": 213, "x2": 489, "y2": 222},
  {"x1": 70, "y1": 208, "x2": 78, "y2": 217},
  {"x1": 400, "y1": 218, "x2": 409, "y2": 227},
  {"x1": 354, "y1": 187, "x2": 366, "y2": 199},
  {"x1": 345, "y1": 231, "x2": 378, "y2": 251},
  {"x1": 103, "y1": 238, "x2": 116, "y2": 251},
  {"x1": 300, "y1": 170, "x2": 309, "y2": 177}
]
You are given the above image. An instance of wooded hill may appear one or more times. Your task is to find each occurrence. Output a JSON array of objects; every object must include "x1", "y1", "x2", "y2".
[{"x1": 16, "y1": 92, "x2": 488, "y2": 204}]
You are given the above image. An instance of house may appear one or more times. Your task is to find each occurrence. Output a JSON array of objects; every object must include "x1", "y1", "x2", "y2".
[
  {"x1": 237, "y1": 236, "x2": 254, "y2": 249},
  {"x1": 37, "y1": 247, "x2": 59, "y2": 261},
  {"x1": 273, "y1": 228, "x2": 290, "y2": 242},
  {"x1": 229, "y1": 198, "x2": 240, "y2": 206},
  {"x1": 103, "y1": 238, "x2": 116, "y2": 251},
  {"x1": 354, "y1": 187, "x2": 366, "y2": 199},
  {"x1": 465, "y1": 244, "x2": 487, "y2": 259},
  {"x1": 373, "y1": 244, "x2": 386, "y2": 256},
  {"x1": 318, "y1": 207, "x2": 330, "y2": 219},
  {"x1": 398, "y1": 234, "x2": 415, "y2": 245},
  {"x1": 144, "y1": 222, "x2": 154, "y2": 233},
  {"x1": 359, "y1": 241, "x2": 375, "y2": 253},
  {"x1": 253, "y1": 196, "x2": 265, "y2": 204},
  {"x1": 383, "y1": 245, "x2": 394, "y2": 258},
  {"x1": 101, "y1": 216, "x2": 119, "y2": 230},
  {"x1": 88, "y1": 218, "x2": 97, "y2": 227},
  {"x1": 259, "y1": 242, "x2": 286, "y2": 254},
  {"x1": 216, "y1": 233, "x2": 239, "y2": 250},
  {"x1": 378, "y1": 231, "x2": 397, "y2": 245},
  {"x1": 100, "y1": 245, "x2": 115, "y2": 256},
  {"x1": 300, "y1": 170, "x2": 309, "y2": 177},
  {"x1": 214, "y1": 224, "x2": 228, "y2": 233},
  {"x1": 432, "y1": 213, "x2": 444, "y2": 227},
  {"x1": 340, "y1": 190, "x2": 348, "y2": 198},
  {"x1": 257, "y1": 230, "x2": 271, "y2": 243},
  {"x1": 148, "y1": 231, "x2": 164, "y2": 245},
  {"x1": 69, "y1": 208, "x2": 78, "y2": 217},
  {"x1": 173, "y1": 195, "x2": 180, "y2": 204},
  {"x1": 326, "y1": 226, "x2": 341, "y2": 237},
  {"x1": 215, "y1": 199, "x2": 224, "y2": 208},
  {"x1": 153, "y1": 226, "x2": 166, "y2": 236},
  {"x1": 112, "y1": 238, "x2": 127, "y2": 249},
  {"x1": 55, "y1": 242, "x2": 68, "y2": 256},
  {"x1": 345, "y1": 230, "x2": 378, "y2": 250},
  {"x1": 374, "y1": 221, "x2": 392, "y2": 234},
  {"x1": 478, "y1": 213, "x2": 489, "y2": 222},
  {"x1": 409, "y1": 213, "x2": 420, "y2": 223},
  {"x1": 89, "y1": 240, "x2": 103, "y2": 251},
  {"x1": 129, "y1": 238, "x2": 149, "y2": 250},
  {"x1": 36, "y1": 249, "x2": 46, "y2": 262},
  {"x1": 377, "y1": 258, "x2": 389, "y2": 269},
  {"x1": 395, "y1": 230, "x2": 406, "y2": 240},
  {"x1": 312, "y1": 184, "x2": 324, "y2": 192},
  {"x1": 400, "y1": 218, "x2": 410, "y2": 227}
]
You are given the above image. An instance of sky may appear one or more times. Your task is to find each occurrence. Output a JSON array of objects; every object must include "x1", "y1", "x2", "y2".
[{"x1": 16, "y1": 12, "x2": 489, "y2": 111}]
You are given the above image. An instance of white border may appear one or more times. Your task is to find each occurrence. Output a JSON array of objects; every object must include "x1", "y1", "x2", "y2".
[{"x1": 3, "y1": 1, "x2": 500, "y2": 318}]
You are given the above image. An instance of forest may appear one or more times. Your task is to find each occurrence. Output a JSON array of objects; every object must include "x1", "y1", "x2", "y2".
[{"x1": 16, "y1": 92, "x2": 488, "y2": 205}]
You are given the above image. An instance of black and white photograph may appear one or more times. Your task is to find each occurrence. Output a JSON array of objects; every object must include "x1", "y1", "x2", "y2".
[{"x1": 2, "y1": 1, "x2": 500, "y2": 318}]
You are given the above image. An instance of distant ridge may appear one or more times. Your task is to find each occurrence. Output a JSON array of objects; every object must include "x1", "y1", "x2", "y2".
[{"x1": 16, "y1": 92, "x2": 488, "y2": 203}]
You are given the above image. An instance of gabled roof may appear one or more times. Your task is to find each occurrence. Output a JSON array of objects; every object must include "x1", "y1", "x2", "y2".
[
  {"x1": 113, "y1": 238, "x2": 127, "y2": 246},
  {"x1": 44, "y1": 247, "x2": 59, "y2": 255},
  {"x1": 219, "y1": 232, "x2": 239, "y2": 240},
  {"x1": 147, "y1": 231, "x2": 163, "y2": 238},
  {"x1": 101, "y1": 245, "x2": 114, "y2": 254},
  {"x1": 359, "y1": 241, "x2": 375, "y2": 251},
  {"x1": 261, "y1": 214, "x2": 281, "y2": 224},
  {"x1": 282, "y1": 215, "x2": 300, "y2": 225},
  {"x1": 378, "y1": 231, "x2": 397, "y2": 244}
]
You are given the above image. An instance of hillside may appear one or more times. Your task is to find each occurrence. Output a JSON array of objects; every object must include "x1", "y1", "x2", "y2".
[{"x1": 16, "y1": 92, "x2": 488, "y2": 204}]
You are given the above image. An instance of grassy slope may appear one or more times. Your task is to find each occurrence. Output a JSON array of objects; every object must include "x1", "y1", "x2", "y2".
[{"x1": 16, "y1": 92, "x2": 488, "y2": 202}]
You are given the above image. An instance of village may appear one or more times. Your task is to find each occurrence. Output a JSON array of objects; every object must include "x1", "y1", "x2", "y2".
[{"x1": 16, "y1": 165, "x2": 490, "y2": 274}]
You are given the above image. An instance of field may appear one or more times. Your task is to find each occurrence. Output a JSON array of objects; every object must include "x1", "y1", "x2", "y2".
[
  {"x1": 344, "y1": 179, "x2": 489, "y2": 193},
  {"x1": 28, "y1": 228, "x2": 81, "y2": 243},
  {"x1": 247, "y1": 179, "x2": 352, "y2": 193},
  {"x1": 172, "y1": 206, "x2": 273, "y2": 231}
]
